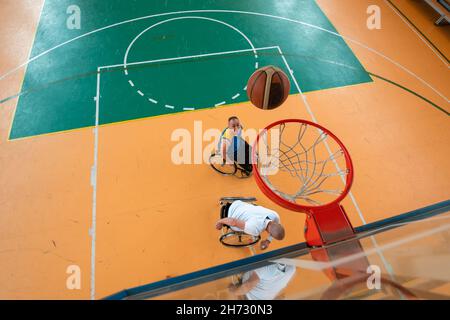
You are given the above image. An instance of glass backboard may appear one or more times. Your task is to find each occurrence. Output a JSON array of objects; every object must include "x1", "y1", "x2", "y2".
[{"x1": 106, "y1": 200, "x2": 449, "y2": 300}]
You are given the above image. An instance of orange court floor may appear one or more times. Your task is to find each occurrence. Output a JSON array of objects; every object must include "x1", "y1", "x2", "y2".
[{"x1": 0, "y1": 0, "x2": 449, "y2": 299}]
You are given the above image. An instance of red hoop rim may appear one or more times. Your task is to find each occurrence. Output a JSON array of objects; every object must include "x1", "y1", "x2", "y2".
[{"x1": 252, "y1": 119, "x2": 354, "y2": 213}]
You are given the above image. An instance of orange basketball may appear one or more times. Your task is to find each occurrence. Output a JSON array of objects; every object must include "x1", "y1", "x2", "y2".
[{"x1": 247, "y1": 66, "x2": 290, "y2": 110}]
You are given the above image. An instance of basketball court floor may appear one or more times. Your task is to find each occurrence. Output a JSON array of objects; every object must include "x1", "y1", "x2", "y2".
[{"x1": 0, "y1": 0, "x2": 448, "y2": 299}]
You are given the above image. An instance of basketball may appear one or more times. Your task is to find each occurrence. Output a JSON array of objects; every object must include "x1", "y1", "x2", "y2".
[{"x1": 246, "y1": 66, "x2": 291, "y2": 110}]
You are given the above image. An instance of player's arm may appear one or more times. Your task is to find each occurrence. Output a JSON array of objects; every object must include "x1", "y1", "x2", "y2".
[{"x1": 215, "y1": 218, "x2": 245, "y2": 230}]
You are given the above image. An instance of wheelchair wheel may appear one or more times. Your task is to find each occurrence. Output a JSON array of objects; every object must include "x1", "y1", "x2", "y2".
[
  {"x1": 236, "y1": 168, "x2": 252, "y2": 179},
  {"x1": 209, "y1": 153, "x2": 237, "y2": 176},
  {"x1": 220, "y1": 230, "x2": 261, "y2": 247}
]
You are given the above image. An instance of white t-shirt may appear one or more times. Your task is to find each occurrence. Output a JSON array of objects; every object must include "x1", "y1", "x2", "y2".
[
  {"x1": 227, "y1": 201, "x2": 280, "y2": 236},
  {"x1": 242, "y1": 264, "x2": 296, "y2": 300}
]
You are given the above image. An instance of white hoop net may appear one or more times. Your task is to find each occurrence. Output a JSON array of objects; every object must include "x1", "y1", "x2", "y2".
[{"x1": 255, "y1": 121, "x2": 351, "y2": 207}]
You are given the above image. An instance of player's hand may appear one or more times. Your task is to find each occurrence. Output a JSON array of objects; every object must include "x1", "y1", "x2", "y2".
[
  {"x1": 216, "y1": 221, "x2": 224, "y2": 230},
  {"x1": 260, "y1": 239, "x2": 271, "y2": 250}
]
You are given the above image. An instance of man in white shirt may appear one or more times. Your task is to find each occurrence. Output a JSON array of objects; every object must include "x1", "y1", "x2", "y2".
[{"x1": 216, "y1": 200, "x2": 285, "y2": 250}]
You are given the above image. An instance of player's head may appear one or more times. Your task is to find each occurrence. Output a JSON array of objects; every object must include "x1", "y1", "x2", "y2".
[
  {"x1": 267, "y1": 221, "x2": 285, "y2": 240},
  {"x1": 228, "y1": 116, "x2": 240, "y2": 129}
]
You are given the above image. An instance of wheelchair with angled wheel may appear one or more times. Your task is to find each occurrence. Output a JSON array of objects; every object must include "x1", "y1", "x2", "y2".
[{"x1": 218, "y1": 197, "x2": 261, "y2": 247}]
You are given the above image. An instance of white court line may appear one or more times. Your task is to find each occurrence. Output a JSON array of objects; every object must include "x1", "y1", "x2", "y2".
[
  {"x1": 100, "y1": 46, "x2": 278, "y2": 70},
  {"x1": 384, "y1": 0, "x2": 449, "y2": 67},
  {"x1": 123, "y1": 16, "x2": 259, "y2": 72},
  {"x1": 165, "y1": 104, "x2": 175, "y2": 109},
  {"x1": 112, "y1": 45, "x2": 277, "y2": 109},
  {"x1": 232, "y1": 93, "x2": 240, "y2": 100},
  {"x1": 148, "y1": 98, "x2": 158, "y2": 104},
  {"x1": 119, "y1": 16, "x2": 260, "y2": 110},
  {"x1": 121, "y1": 17, "x2": 261, "y2": 109},
  {"x1": 1, "y1": 9, "x2": 447, "y2": 103},
  {"x1": 182, "y1": 107, "x2": 194, "y2": 111},
  {"x1": 23, "y1": 1, "x2": 46, "y2": 76},
  {"x1": 90, "y1": 68, "x2": 101, "y2": 300}
]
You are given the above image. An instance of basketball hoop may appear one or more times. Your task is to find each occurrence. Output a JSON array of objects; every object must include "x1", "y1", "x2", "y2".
[{"x1": 252, "y1": 119, "x2": 355, "y2": 247}]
